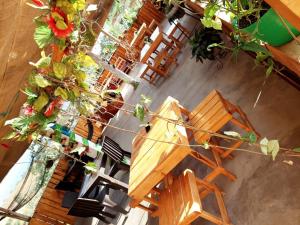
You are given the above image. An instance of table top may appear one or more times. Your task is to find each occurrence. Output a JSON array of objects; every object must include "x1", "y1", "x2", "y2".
[{"x1": 128, "y1": 96, "x2": 191, "y2": 204}]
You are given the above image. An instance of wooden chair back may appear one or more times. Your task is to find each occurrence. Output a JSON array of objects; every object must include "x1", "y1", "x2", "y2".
[
  {"x1": 157, "y1": 169, "x2": 202, "y2": 225},
  {"x1": 155, "y1": 169, "x2": 232, "y2": 225},
  {"x1": 188, "y1": 90, "x2": 232, "y2": 144}
]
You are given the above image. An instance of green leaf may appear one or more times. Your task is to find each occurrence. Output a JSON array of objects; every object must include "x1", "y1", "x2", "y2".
[
  {"x1": 54, "y1": 87, "x2": 68, "y2": 100},
  {"x1": 35, "y1": 75, "x2": 52, "y2": 88},
  {"x1": 56, "y1": 20, "x2": 68, "y2": 30},
  {"x1": 203, "y1": 141, "x2": 209, "y2": 149},
  {"x1": 30, "y1": 51, "x2": 51, "y2": 68},
  {"x1": 72, "y1": 0, "x2": 86, "y2": 11},
  {"x1": 240, "y1": 41, "x2": 270, "y2": 55},
  {"x1": 33, "y1": 92, "x2": 49, "y2": 112},
  {"x1": 140, "y1": 94, "x2": 152, "y2": 105},
  {"x1": 224, "y1": 131, "x2": 241, "y2": 138},
  {"x1": 242, "y1": 131, "x2": 257, "y2": 144},
  {"x1": 70, "y1": 146, "x2": 86, "y2": 155},
  {"x1": 204, "y1": 3, "x2": 220, "y2": 18},
  {"x1": 84, "y1": 162, "x2": 97, "y2": 173},
  {"x1": 249, "y1": 132, "x2": 257, "y2": 144},
  {"x1": 293, "y1": 147, "x2": 300, "y2": 153},
  {"x1": 5, "y1": 117, "x2": 23, "y2": 126},
  {"x1": 51, "y1": 12, "x2": 65, "y2": 21},
  {"x1": 268, "y1": 140, "x2": 280, "y2": 160},
  {"x1": 34, "y1": 25, "x2": 53, "y2": 48},
  {"x1": 201, "y1": 17, "x2": 222, "y2": 30},
  {"x1": 21, "y1": 88, "x2": 37, "y2": 98},
  {"x1": 2, "y1": 131, "x2": 17, "y2": 140},
  {"x1": 266, "y1": 61, "x2": 274, "y2": 77},
  {"x1": 133, "y1": 104, "x2": 145, "y2": 121},
  {"x1": 53, "y1": 63, "x2": 67, "y2": 79},
  {"x1": 260, "y1": 137, "x2": 268, "y2": 155}
]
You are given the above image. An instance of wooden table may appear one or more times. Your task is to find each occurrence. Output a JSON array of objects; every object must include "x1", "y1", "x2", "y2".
[{"x1": 128, "y1": 97, "x2": 234, "y2": 208}]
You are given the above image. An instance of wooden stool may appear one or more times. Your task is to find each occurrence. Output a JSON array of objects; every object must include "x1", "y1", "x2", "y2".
[
  {"x1": 181, "y1": 90, "x2": 259, "y2": 159},
  {"x1": 153, "y1": 169, "x2": 232, "y2": 225}
]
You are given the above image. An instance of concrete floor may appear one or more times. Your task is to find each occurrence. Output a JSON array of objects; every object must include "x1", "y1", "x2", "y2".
[{"x1": 79, "y1": 17, "x2": 300, "y2": 225}]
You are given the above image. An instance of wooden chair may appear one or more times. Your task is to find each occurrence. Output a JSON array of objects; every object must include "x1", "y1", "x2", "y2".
[
  {"x1": 151, "y1": 170, "x2": 232, "y2": 225},
  {"x1": 181, "y1": 90, "x2": 259, "y2": 159},
  {"x1": 167, "y1": 21, "x2": 191, "y2": 48},
  {"x1": 141, "y1": 44, "x2": 180, "y2": 85}
]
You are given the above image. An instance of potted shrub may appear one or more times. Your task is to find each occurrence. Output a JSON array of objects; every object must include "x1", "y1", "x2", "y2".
[{"x1": 189, "y1": 27, "x2": 226, "y2": 63}]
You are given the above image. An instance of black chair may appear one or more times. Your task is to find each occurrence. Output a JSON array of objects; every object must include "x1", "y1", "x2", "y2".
[
  {"x1": 62, "y1": 154, "x2": 129, "y2": 224},
  {"x1": 55, "y1": 154, "x2": 93, "y2": 191},
  {"x1": 101, "y1": 136, "x2": 131, "y2": 177}
]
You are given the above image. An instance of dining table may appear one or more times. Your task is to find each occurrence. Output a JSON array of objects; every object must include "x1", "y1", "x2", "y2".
[{"x1": 128, "y1": 96, "x2": 230, "y2": 209}]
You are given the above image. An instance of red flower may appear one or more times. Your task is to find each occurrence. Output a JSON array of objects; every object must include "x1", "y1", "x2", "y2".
[
  {"x1": 47, "y1": 8, "x2": 74, "y2": 38},
  {"x1": 44, "y1": 97, "x2": 62, "y2": 117},
  {"x1": 24, "y1": 105, "x2": 35, "y2": 116},
  {"x1": 32, "y1": 0, "x2": 44, "y2": 7}
]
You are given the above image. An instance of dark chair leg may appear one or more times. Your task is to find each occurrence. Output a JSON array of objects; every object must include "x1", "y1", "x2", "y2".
[
  {"x1": 103, "y1": 196, "x2": 129, "y2": 215},
  {"x1": 99, "y1": 210, "x2": 116, "y2": 219},
  {"x1": 108, "y1": 162, "x2": 120, "y2": 177},
  {"x1": 96, "y1": 215, "x2": 112, "y2": 224}
]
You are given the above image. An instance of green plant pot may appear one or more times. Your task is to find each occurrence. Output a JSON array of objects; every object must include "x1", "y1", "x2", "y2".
[{"x1": 242, "y1": 8, "x2": 300, "y2": 46}]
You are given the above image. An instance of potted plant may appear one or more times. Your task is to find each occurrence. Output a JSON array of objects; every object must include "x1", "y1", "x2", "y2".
[
  {"x1": 234, "y1": 1, "x2": 300, "y2": 46},
  {"x1": 189, "y1": 27, "x2": 226, "y2": 63}
]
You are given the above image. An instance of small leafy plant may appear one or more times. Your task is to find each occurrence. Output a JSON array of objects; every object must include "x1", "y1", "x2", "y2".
[{"x1": 189, "y1": 28, "x2": 226, "y2": 63}]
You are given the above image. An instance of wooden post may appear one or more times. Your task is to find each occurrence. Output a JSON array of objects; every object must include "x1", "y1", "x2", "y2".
[{"x1": 0, "y1": 207, "x2": 31, "y2": 222}]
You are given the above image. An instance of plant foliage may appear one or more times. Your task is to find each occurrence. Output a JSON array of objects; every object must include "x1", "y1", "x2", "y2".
[{"x1": 189, "y1": 28, "x2": 225, "y2": 63}]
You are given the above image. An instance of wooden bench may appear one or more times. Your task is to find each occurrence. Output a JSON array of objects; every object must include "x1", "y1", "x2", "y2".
[
  {"x1": 153, "y1": 169, "x2": 232, "y2": 225},
  {"x1": 181, "y1": 90, "x2": 259, "y2": 159}
]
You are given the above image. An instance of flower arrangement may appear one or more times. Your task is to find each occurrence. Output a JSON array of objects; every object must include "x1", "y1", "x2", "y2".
[{"x1": 4, "y1": 0, "x2": 100, "y2": 141}]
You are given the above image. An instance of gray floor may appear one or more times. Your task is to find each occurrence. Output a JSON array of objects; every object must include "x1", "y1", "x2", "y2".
[{"x1": 78, "y1": 17, "x2": 300, "y2": 225}]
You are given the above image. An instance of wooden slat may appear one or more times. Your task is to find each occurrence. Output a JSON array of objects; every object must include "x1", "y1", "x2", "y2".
[{"x1": 188, "y1": 90, "x2": 232, "y2": 143}]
